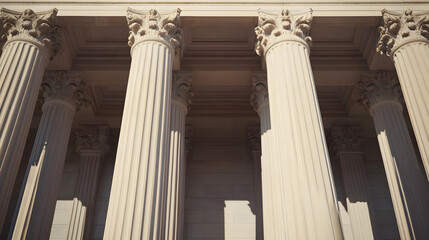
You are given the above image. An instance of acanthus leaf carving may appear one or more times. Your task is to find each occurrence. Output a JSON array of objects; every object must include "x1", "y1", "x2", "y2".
[
  {"x1": 126, "y1": 8, "x2": 183, "y2": 55},
  {"x1": 255, "y1": 9, "x2": 313, "y2": 56},
  {"x1": 75, "y1": 125, "x2": 111, "y2": 154},
  {"x1": 172, "y1": 71, "x2": 193, "y2": 112},
  {"x1": 250, "y1": 72, "x2": 268, "y2": 114},
  {"x1": 41, "y1": 71, "x2": 89, "y2": 110},
  {"x1": 357, "y1": 71, "x2": 403, "y2": 112},
  {"x1": 377, "y1": 9, "x2": 429, "y2": 57},
  {"x1": 0, "y1": 8, "x2": 61, "y2": 59},
  {"x1": 329, "y1": 125, "x2": 365, "y2": 155}
]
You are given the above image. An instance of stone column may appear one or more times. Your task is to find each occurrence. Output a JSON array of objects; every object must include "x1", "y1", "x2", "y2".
[
  {"x1": 255, "y1": 9, "x2": 342, "y2": 239},
  {"x1": 246, "y1": 126, "x2": 264, "y2": 240},
  {"x1": 358, "y1": 71, "x2": 429, "y2": 239},
  {"x1": 330, "y1": 125, "x2": 376, "y2": 240},
  {"x1": 11, "y1": 71, "x2": 87, "y2": 239},
  {"x1": 0, "y1": 8, "x2": 60, "y2": 230},
  {"x1": 67, "y1": 126, "x2": 110, "y2": 240},
  {"x1": 377, "y1": 9, "x2": 429, "y2": 179},
  {"x1": 103, "y1": 8, "x2": 182, "y2": 240},
  {"x1": 164, "y1": 72, "x2": 192, "y2": 240},
  {"x1": 250, "y1": 72, "x2": 272, "y2": 240}
]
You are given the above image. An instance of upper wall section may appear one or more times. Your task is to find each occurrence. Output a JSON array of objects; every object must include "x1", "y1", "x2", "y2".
[{"x1": 1, "y1": 1, "x2": 429, "y2": 17}]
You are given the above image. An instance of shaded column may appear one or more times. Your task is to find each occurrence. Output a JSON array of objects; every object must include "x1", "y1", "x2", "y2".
[
  {"x1": 358, "y1": 71, "x2": 429, "y2": 239},
  {"x1": 165, "y1": 72, "x2": 192, "y2": 240},
  {"x1": 330, "y1": 125, "x2": 376, "y2": 240},
  {"x1": 11, "y1": 71, "x2": 87, "y2": 239},
  {"x1": 0, "y1": 8, "x2": 60, "y2": 230},
  {"x1": 255, "y1": 9, "x2": 342, "y2": 239},
  {"x1": 377, "y1": 9, "x2": 429, "y2": 179},
  {"x1": 67, "y1": 126, "x2": 111, "y2": 240},
  {"x1": 250, "y1": 72, "x2": 271, "y2": 240},
  {"x1": 246, "y1": 126, "x2": 264, "y2": 240},
  {"x1": 103, "y1": 8, "x2": 183, "y2": 240}
]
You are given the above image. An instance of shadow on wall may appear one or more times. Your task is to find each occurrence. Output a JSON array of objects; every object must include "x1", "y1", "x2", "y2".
[{"x1": 184, "y1": 144, "x2": 261, "y2": 240}]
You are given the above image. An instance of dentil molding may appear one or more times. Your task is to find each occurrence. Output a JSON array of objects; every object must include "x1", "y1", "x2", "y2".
[
  {"x1": 126, "y1": 8, "x2": 183, "y2": 55},
  {"x1": 41, "y1": 71, "x2": 88, "y2": 110},
  {"x1": 0, "y1": 8, "x2": 61, "y2": 59},
  {"x1": 255, "y1": 9, "x2": 313, "y2": 56},
  {"x1": 377, "y1": 9, "x2": 429, "y2": 57}
]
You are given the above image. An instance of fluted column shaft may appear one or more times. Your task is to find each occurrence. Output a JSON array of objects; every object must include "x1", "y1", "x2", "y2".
[
  {"x1": 339, "y1": 153, "x2": 374, "y2": 240},
  {"x1": 255, "y1": 10, "x2": 342, "y2": 239},
  {"x1": 12, "y1": 100, "x2": 76, "y2": 239},
  {"x1": 359, "y1": 71, "x2": 429, "y2": 239},
  {"x1": 103, "y1": 8, "x2": 182, "y2": 240},
  {"x1": 0, "y1": 8, "x2": 59, "y2": 230},
  {"x1": 393, "y1": 43, "x2": 429, "y2": 179},
  {"x1": 372, "y1": 103, "x2": 429, "y2": 239},
  {"x1": 11, "y1": 71, "x2": 86, "y2": 239},
  {"x1": 165, "y1": 72, "x2": 192, "y2": 240},
  {"x1": 250, "y1": 73, "x2": 272, "y2": 240},
  {"x1": 377, "y1": 9, "x2": 429, "y2": 179},
  {"x1": 67, "y1": 126, "x2": 110, "y2": 240},
  {"x1": 330, "y1": 126, "x2": 376, "y2": 240},
  {"x1": 68, "y1": 151, "x2": 103, "y2": 240}
]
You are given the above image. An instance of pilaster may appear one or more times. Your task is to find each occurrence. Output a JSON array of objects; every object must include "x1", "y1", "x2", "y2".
[
  {"x1": 11, "y1": 71, "x2": 87, "y2": 239},
  {"x1": 103, "y1": 8, "x2": 183, "y2": 240},
  {"x1": 255, "y1": 9, "x2": 342, "y2": 239},
  {"x1": 0, "y1": 8, "x2": 60, "y2": 230},
  {"x1": 330, "y1": 125, "x2": 376, "y2": 240},
  {"x1": 377, "y1": 9, "x2": 429, "y2": 180},
  {"x1": 358, "y1": 71, "x2": 429, "y2": 239},
  {"x1": 165, "y1": 71, "x2": 192, "y2": 240},
  {"x1": 67, "y1": 126, "x2": 110, "y2": 240}
]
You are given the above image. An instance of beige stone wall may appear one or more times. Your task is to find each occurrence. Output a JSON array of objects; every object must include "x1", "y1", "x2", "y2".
[{"x1": 184, "y1": 144, "x2": 257, "y2": 239}]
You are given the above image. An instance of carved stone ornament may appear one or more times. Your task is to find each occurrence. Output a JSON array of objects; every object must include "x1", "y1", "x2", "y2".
[
  {"x1": 172, "y1": 71, "x2": 193, "y2": 112},
  {"x1": 0, "y1": 8, "x2": 61, "y2": 59},
  {"x1": 126, "y1": 8, "x2": 183, "y2": 54},
  {"x1": 377, "y1": 9, "x2": 429, "y2": 57},
  {"x1": 247, "y1": 126, "x2": 261, "y2": 152},
  {"x1": 41, "y1": 71, "x2": 89, "y2": 110},
  {"x1": 255, "y1": 9, "x2": 313, "y2": 56},
  {"x1": 250, "y1": 72, "x2": 268, "y2": 113},
  {"x1": 357, "y1": 71, "x2": 403, "y2": 112},
  {"x1": 75, "y1": 125, "x2": 110, "y2": 154},
  {"x1": 329, "y1": 125, "x2": 365, "y2": 155}
]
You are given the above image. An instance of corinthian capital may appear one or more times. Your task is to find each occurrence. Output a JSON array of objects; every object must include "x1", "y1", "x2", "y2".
[
  {"x1": 250, "y1": 72, "x2": 268, "y2": 114},
  {"x1": 0, "y1": 8, "x2": 61, "y2": 59},
  {"x1": 126, "y1": 8, "x2": 183, "y2": 54},
  {"x1": 377, "y1": 9, "x2": 429, "y2": 57},
  {"x1": 41, "y1": 71, "x2": 88, "y2": 110},
  {"x1": 329, "y1": 125, "x2": 364, "y2": 155},
  {"x1": 357, "y1": 71, "x2": 403, "y2": 112},
  {"x1": 172, "y1": 71, "x2": 193, "y2": 112},
  {"x1": 255, "y1": 9, "x2": 313, "y2": 56},
  {"x1": 75, "y1": 125, "x2": 110, "y2": 155}
]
